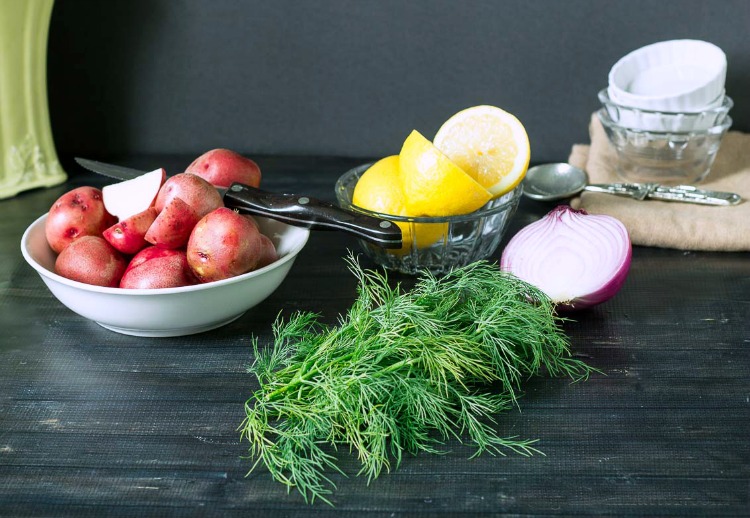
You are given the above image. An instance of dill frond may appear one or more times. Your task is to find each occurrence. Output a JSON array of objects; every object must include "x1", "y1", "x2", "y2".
[{"x1": 240, "y1": 253, "x2": 595, "y2": 504}]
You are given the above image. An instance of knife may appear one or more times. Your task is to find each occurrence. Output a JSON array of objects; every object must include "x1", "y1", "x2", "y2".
[{"x1": 74, "y1": 157, "x2": 403, "y2": 249}]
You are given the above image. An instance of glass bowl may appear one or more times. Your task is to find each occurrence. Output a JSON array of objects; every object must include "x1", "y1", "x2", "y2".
[
  {"x1": 597, "y1": 108, "x2": 732, "y2": 185},
  {"x1": 598, "y1": 88, "x2": 732, "y2": 132},
  {"x1": 335, "y1": 163, "x2": 522, "y2": 275}
]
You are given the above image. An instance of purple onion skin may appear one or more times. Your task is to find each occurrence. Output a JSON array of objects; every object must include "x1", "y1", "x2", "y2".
[
  {"x1": 556, "y1": 243, "x2": 631, "y2": 312},
  {"x1": 501, "y1": 205, "x2": 632, "y2": 311}
]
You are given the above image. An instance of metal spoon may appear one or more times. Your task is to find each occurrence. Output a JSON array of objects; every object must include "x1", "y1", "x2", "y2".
[
  {"x1": 522, "y1": 163, "x2": 741, "y2": 206},
  {"x1": 522, "y1": 163, "x2": 590, "y2": 201}
]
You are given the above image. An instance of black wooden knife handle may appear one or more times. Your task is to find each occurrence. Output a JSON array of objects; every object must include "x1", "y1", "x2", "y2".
[{"x1": 223, "y1": 183, "x2": 403, "y2": 249}]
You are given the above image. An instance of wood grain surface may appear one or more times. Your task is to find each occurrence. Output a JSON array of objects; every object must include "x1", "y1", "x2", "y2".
[{"x1": 1, "y1": 156, "x2": 748, "y2": 517}]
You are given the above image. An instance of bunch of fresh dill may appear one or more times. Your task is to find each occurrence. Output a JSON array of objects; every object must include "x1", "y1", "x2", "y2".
[{"x1": 240, "y1": 255, "x2": 593, "y2": 504}]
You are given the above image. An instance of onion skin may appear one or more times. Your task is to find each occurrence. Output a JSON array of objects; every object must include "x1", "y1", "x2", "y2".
[{"x1": 500, "y1": 205, "x2": 631, "y2": 311}]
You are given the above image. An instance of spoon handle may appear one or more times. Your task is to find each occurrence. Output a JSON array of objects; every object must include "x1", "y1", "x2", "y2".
[
  {"x1": 648, "y1": 184, "x2": 742, "y2": 206},
  {"x1": 585, "y1": 183, "x2": 741, "y2": 206}
]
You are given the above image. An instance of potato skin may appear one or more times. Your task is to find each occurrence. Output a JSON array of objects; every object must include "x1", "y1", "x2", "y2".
[
  {"x1": 125, "y1": 245, "x2": 178, "y2": 273},
  {"x1": 184, "y1": 148, "x2": 262, "y2": 189},
  {"x1": 256, "y1": 233, "x2": 278, "y2": 269},
  {"x1": 145, "y1": 197, "x2": 201, "y2": 249},
  {"x1": 45, "y1": 187, "x2": 116, "y2": 253},
  {"x1": 154, "y1": 173, "x2": 223, "y2": 218},
  {"x1": 120, "y1": 248, "x2": 195, "y2": 289},
  {"x1": 186, "y1": 207, "x2": 265, "y2": 283},
  {"x1": 54, "y1": 236, "x2": 127, "y2": 287},
  {"x1": 103, "y1": 207, "x2": 158, "y2": 255}
]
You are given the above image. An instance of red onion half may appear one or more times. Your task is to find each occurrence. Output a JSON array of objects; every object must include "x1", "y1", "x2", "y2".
[{"x1": 500, "y1": 205, "x2": 631, "y2": 310}]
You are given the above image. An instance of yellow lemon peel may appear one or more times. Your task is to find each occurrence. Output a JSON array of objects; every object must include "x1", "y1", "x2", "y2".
[
  {"x1": 352, "y1": 155, "x2": 447, "y2": 253},
  {"x1": 398, "y1": 130, "x2": 491, "y2": 217}
]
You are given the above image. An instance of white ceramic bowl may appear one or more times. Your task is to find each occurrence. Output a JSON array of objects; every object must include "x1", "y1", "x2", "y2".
[
  {"x1": 608, "y1": 39, "x2": 727, "y2": 112},
  {"x1": 21, "y1": 214, "x2": 309, "y2": 337},
  {"x1": 598, "y1": 88, "x2": 733, "y2": 132}
]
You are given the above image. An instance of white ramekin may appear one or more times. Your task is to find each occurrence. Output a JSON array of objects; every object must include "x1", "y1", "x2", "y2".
[{"x1": 608, "y1": 39, "x2": 727, "y2": 112}]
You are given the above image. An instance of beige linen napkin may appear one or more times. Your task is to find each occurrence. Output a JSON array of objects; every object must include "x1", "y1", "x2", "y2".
[{"x1": 569, "y1": 113, "x2": 750, "y2": 251}]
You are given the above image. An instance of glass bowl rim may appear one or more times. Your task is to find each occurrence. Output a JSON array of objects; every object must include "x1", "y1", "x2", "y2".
[
  {"x1": 598, "y1": 88, "x2": 733, "y2": 116},
  {"x1": 596, "y1": 108, "x2": 733, "y2": 136},
  {"x1": 335, "y1": 162, "x2": 523, "y2": 224}
]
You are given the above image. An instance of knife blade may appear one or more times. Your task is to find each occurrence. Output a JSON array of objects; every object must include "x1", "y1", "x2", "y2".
[
  {"x1": 75, "y1": 158, "x2": 151, "y2": 183},
  {"x1": 74, "y1": 157, "x2": 403, "y2": 249}
]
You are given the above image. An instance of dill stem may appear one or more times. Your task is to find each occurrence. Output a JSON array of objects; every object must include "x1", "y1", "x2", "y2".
[
  {"x1": 374, "y1": 356, "x2": 419, "y2": 377},
  {"x1": 265, "y1": 352, "x2": 422, "y2": 403},
  {"x1": 264, "y1": 350, "x2": 357, "y2": 401}
]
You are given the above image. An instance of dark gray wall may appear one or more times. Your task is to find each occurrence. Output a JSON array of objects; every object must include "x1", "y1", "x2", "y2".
[{"x1": 48, "y1": 0, "x2": 750, "y2": 164}]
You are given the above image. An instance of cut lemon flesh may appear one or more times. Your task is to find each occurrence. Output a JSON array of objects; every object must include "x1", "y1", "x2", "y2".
[
  {"x1": 398, "y1": 130, "x2": 491, "y2": 217},
  {"x1": 433, "y1": 105, "x2": 530, "y2": 198}
]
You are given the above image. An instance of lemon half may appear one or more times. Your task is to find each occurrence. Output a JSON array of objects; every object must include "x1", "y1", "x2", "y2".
[{"x1": 433, "y1": 105, "x2": 530, "y2": 198}]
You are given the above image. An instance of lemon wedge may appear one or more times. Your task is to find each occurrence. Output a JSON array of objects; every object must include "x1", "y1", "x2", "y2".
[
  {"x1": 398, "y1": 130, "x2": 491, "y2": 217},
  {"x1": 352, "y1": 155, "x2": 447, "y2": 253},
  {"x1": 433, "y1": 105, "x2": 530, "y2": 198}
]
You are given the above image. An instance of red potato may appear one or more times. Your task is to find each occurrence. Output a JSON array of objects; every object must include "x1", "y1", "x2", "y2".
[
  {"x1": 125, "y1": 245, "x2": 183, "y2": 274},
  {"x1": 145, "y1": 197, "x2": 201, "y2": 249},
  {"x1": 185, "y1": 148, "x2": 261, "y2": 189},
  {"x1": 120, "y1": 248, "x2": 195, "y2": 289},
  {"x1": 187, "y1": 207, "x2": 266, "y2": 283},
  {"x1": 55, "y1": 236, "x2": 127, "y2": 287},
  {"x1": 227, "y1": 214, "x2": 276, "y2": 269},
  {"x1": 245, "y1": 215, "x2": 259, "y2": 230},
  {"x1": 102, "y1": 207, "x2": 158, "y2": 255},
  {"x1": 154, "y1": 173, "x2": 223, "y2": 218},
  {"x1": 45, "y1": 186, "x2": 116, "y2": 253},
  {"x1": 256, "y1": 233, "x2": 279, "y2": 269},
  {"x1": 243, "y1": 216, "x2": 276, "y2": 267}
]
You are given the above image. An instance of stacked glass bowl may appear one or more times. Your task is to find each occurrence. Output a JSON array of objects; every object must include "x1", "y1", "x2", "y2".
[{"x1": 599, "y1": 39, "x2": 732, "y2": 185}]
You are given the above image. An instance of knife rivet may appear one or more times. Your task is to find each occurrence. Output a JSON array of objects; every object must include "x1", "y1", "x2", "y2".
[
  {"x1": 379, "y1": 221, "x2": 392, "y2": 228},
  {"x1": 298, "y1": 197, "x2": 310, "y2": 205},
  {"x1": 230, "y1": 184, "x2": 243, "y2": 192}
]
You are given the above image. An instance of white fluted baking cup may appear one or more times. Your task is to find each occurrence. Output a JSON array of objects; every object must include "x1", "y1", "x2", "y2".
[{"x1": 608, "y1": 39, "x2": 726, "y2": 112}]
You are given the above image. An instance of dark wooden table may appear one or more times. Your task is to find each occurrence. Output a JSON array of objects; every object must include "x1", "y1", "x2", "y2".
[{"x1": 1, "y1": 156, "x2": 748, "y2": 517}]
